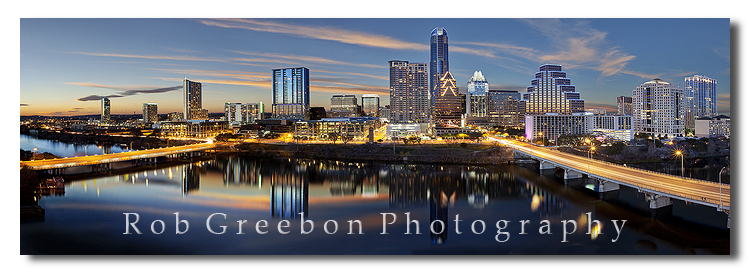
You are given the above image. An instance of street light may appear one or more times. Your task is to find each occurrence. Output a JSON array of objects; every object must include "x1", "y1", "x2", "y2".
[
  {"x1": 719, "y1": 166, "x2": 727, "y2": 210},
  {"x1": 32, "y1": 147, "x2": 37, "y2": 161},
  {"x1": 675, "y1": 150, "x2": 684, "y2": 177}
]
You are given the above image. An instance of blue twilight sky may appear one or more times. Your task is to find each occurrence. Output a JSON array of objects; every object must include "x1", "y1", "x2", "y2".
[{"x1": 20, "y1": 18, "x2": 730, "y2": 116}]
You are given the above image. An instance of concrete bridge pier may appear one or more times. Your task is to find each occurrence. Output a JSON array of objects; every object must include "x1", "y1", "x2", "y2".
[
  {"x1": 596, "y1": 180, "x2": 620, "y2": 192},
  {"x1": 646, "y1": 193, "x2": 673, "y2": 209},
  {"x1": 563, "y1": 169, "x2": 583, "y2": 180},
  {"x1": 539, "y1": 161, "x2": 555, "y2": 170}
]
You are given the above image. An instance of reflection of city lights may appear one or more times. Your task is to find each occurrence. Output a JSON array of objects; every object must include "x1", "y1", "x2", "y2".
[
  {"x1": 531, "y1": 194, "x2": 541, "y2": 211},
  {"x1": 591, "y1": 223, "x2": 601, "y2": 240}
]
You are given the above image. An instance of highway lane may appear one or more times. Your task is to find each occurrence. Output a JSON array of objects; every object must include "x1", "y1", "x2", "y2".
[
  {"x1": 491, "y1": 137, "x2": 730, "y2": 209},
  {"x1": 21, "y1": 143, "x2": 216, "y2": 170}
]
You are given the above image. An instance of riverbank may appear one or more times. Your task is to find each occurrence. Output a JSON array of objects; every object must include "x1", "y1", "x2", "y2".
[
  {"x1": 226, "y1": 142, "x2": 516, "y2": 166},
  {"x1": 22, "y1": 130, "x2": 199, "y2": 150}
]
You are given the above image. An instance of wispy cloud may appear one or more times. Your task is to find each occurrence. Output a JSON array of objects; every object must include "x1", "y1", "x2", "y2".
[
  {"x1": 315, "y1": 69, "x2": 389, "y2": 81},
  {"x1": 66, "y1": 82, "x2": 182, "y2": 101},
  {"x1": 232, "y1": 51, "x2": 385, "y2": 69},
  {"x1": 70, "y1": 52, "x2": 226, "y2": 63},
  {"x1": 20, "y1": 103, "x2": 29, "y2": 106},
  {"x1": 198, "y1": 19, "x2": 427, "y2": 51},
  {"x1": 585, "y1": 102, "x2": 618, "y2": 113}
]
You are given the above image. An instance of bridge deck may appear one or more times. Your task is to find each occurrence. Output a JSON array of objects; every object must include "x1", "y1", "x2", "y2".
[
  {"x1": 21, "y1": 143, "x2": 216, "y2": 170},
  {"x1": 492, "y1": 138, "x2": 730, "y2": 210}
]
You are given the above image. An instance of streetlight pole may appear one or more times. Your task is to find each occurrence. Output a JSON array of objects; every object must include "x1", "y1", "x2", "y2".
[
  {"x1": 719, "y1": 166, "x2": 726, "y2": 210},
  {"x1": 32, "y1": 147, "x2": 37, "y2": 161},
  {"x1": 676, "y1": 150, "x2": 684, "y2": 177}
]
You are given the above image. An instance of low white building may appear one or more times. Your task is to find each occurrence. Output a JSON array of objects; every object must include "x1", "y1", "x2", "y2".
[
  {"x1": 525, "y1": 113, "x2": 594, "y2": 144},
  {"x1": 695, "y1": 115, "x2": 730, "y2": 138},
  {"x1": 594, "y1": 115, "x2": 633, "y2": 142}
]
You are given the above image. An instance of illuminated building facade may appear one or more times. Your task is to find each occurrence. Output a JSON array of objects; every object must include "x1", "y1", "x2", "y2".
[
  {"x1": 593, "y1": 115, "x2": 633, "y2": 142},
  {"x1": 435, "y1": 71, "x2": 462, "y2": 124},
  {"x1": 522, "y1": 64, "x2": 584, "y2": 115},
  {"x1": 487, "y1": 90, "x2": 522, "y2": 128},
  {"x1": 695, "y1": 115, "x2": 730, "y2": 138},
  {"x1": 430, "y1": 27, "x2": 449, "y2": 118},
  {"x1": 632, "y1": 78, "x2": 685, "y2": 138},
  {"x1": 225, "y1": 102, "x2": 263, "y2": 126},
  {"x1": 142, "y1": 103, "x2": 157, "y2": 123},
  {"x1": 183, "y1": 78, "x2": 203, "y2": 120},
  {"x1": 361, "y1": 94, "x2": 380, "y2": 117},
  {"x1": 389, "y1": 60, "x2": 429, "y2": 123},
  {"x1": 684, "y1": 75, "x2": 717, "y2": 129},
  {"x1": 525, "y1": 113, "x2": 594, "y2": 144},
  {"x1": 272, "y1": 67, "x2": 310, "y2": 120},
  {"x1": 101, "y1": 97, "x2": 110, "y2": 122},
  {"x1": 467, "y1": 71, "x2": 489, "y2": 117},
  {"x1": 330, "y1": 94, "x2": 359, "y2": 117},
  {"x1": 617, "y1": 96, "x2": 632, "y2": 116}
]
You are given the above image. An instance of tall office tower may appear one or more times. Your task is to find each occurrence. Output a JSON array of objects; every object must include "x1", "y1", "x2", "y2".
[
  {"x1": 101, "y1": 97, "x2": 110, "y2": 122},
  {"x1": 522, "y1": 64, "x2": 584, "y2": 115},
  {"x1": 272, "y1": 67, "x2": 310, "y2": 120},
  {"x1": 684, "y1": 75, "x2": 717, "y2": 129},
  {"x1": 183, "y1": 78, "x2": 202, "y2": 120},
  {"x1": 435, "y1": 71, "x2": 462, "y2": 124},
  {"x1": 330, "y1": 94, "x2": 359, "y2": 117},
  {"x1": 487, "y1": 90, "x2": 521, "y2": 128},
  {"x1": 617, "y1": 96, "x2": 632, "y2": 116},
  {"x1": 142, "y1": 103, "x2": 157, "y2": 123},
  {"x1": 389, "y1": 60, "x2": 429, "y2": 123},
  {"x1": 632, "y1": 78, "x2": 685, "y2": 138},
  {"x1": 467, "y1": 71, "x2": 489, "y2": 117},
  {"x1": 361, "y1": 94, "x2": 380, "y2": 117},
  {"x1": 430, "y1": 27, "x2": 449, "y2": 119}
]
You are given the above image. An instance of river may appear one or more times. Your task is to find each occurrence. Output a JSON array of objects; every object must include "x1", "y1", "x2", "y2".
[{"x1": 20, "y1": 136, "x2": 730, "y2": 255}]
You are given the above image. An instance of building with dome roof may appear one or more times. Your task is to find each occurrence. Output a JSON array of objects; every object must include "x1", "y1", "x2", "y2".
[
  {"x1": 467, "y1": 71, "x2": 489, "y2": 117},
  {"x1": 632, "y1": 78, "x2": 685, "y2": 138}
]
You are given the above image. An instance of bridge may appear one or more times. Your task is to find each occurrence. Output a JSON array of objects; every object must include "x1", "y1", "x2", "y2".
[
  {"x1": 21, "y1": 143, "x2": 217, "y2": 173},
  {"x1": 490, "y1": 137, "x2": 731, "y2": 228}
]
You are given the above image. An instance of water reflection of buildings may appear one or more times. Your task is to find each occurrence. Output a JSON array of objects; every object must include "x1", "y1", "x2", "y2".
[
  {"x1": 389, "y1": 165, "x2": 434, "y2": 208},
  {"x1": 270, "y1": 162, "x2": 308, "y2": 219},
  {"x1": 182, "y1": 164, "x2": 201, "y2": 195}
]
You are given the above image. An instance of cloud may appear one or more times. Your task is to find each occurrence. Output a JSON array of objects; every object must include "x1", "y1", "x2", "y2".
[
  {"x1": 20, "y1": 103, "x2": 29, "y2": 106},
  {"x1": 315, "y1": 69, "x2": 389, "y2": 81},
  {"x1": 585, "y1": 102, "x2": 618, "y2": 113},
  {"x1": 67, "y1": 82, "x2": 182, "y2": 101},
  {"x1": 311, "y1": 85, "x2": 389, "y2": 96},
  {"x1": 67, "y1": 107, "x2": 87, "y2": 112},
  {"x1": 233, "y1": 51, "x2": 385, "y2": 69},
  {"x1": 71, "y1": 52, "x2": 225, "y2": 63},
  {"x1": 198, "y1": 19, "x2": 427, "y2": 51}
]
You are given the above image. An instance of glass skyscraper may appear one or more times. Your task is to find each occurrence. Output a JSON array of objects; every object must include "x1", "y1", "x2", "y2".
[
  {"x1": 361, "y1": 94, "x2": 380, "y2": 117},
  {"x1": 272, "y1": 67, "x2": 310, "y2": 120},
  {"x1": 389, "y1": 60, "x2": 429, "y2": 123},
  {"x1": 467, "y1": 71, "x2": 489, "y2": 117},
  {"x1": 522, "y1": 64, "x2": 584, "y2": 115},
  {"x1": 101, "y1": 97, "x2": 110, "y2": 122},
  {"x1": 430, "y1": 27, "x2": 449, "y2": 119},
  {"x1": 487, "y1": 90, "x2": 522, "y2": 128},
  {"x1": 684, "y1": 75, "x2": 717, "y2": 129},
  {"x1": 183, "y1": 78, "x2": 202, "y2": 120}
]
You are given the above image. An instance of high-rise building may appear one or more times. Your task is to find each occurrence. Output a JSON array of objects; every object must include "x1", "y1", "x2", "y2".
[
  {"x1": 435, "y1": 71, "x2": 462, "y2": 124},
  {"x1": 330, "y1": 94, "x2": 359, "y2": 117},
  {"x1": 695, "y1": 115, "x2": 730, "y2": 138},
  {"x1": 101, "y1": 97, "x2": 110, "y2": 122},
  {"x1": 467, "y1": 71, "x2": 489, "y2": 117},
  {"x1": 522, "y1": 64, "x2": 584, "y2": 115},
  {"x1": 142, "y1": 103, "x2": 157, "y2": 123},
  {"x1": 684, "y1": 75, "x2": 717, "y2": 129},
  {"x1": 430, "y1": 27, "x2": 449, "y2": 119},
  {"x1": 361, "y1": 94, "x2": 380, "y2": 117},
  {"x1": 389, "y1": 60, "x2": 429, "y2": 123},
  {"x1": 632, "y1": 78, "x2": 685, "y2": 138},
  {"x1": 272, "y1": 67, "x2": 309, "y2": 120},
  {"x1": 167, "y1": 112, "x2": 183, "y2": 121},
  {"x1": 487, "y1": 90, "x2": 521, "y2": 128},
  {"x1": 225, "y1": 102, "x2": 263, "y2": 126},
  {"x1": 617, "y1": 96, "x2": 632, "y2": 116},
  {"x1": 183, "y1": 78, "x2": 202, "y2": 120}
]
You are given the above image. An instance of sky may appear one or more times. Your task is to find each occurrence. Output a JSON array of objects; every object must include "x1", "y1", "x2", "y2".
[{"x1": 19, "y1": 18, "x2": 730, "y2": 116}]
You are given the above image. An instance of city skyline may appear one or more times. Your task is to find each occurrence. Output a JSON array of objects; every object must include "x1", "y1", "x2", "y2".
[{"x1": 20, "y1": 18, "x2": 730, "y2": 116}]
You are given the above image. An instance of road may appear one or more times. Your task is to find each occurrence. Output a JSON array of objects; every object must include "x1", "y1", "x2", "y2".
[
  {"x1": 21, "y1": 143, "x2": 216, "y2": 170},
  {"x1": 491, "y1": 137, "x2": 730, "y2": 210}
]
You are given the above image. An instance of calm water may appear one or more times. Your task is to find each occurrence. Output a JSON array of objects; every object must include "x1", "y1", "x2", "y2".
[
  {"x1": 20, "y1": 134, "x2": 129, "y2": 157},
  {"x1": 20, "y1": 136, "x2": 730, "y2": 255}
]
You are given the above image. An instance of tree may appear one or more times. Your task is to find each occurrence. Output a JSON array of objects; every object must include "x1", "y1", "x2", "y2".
[
  {"x1": 150, "y1": 128, "x2": 162, "y2": 137},
  {"x1": 341, "y1": 135, "x2": 354, "y2": 144},
  {"x1": 326, "y1": 132, "x2": 340, "y2": 144},
  {"x1": 129, "y1": 128, "x2": 143, "y2": 136},
  {"x1": 20, "y1": 165, "x2": 39, "y2": 206},
  {"x1": 605, "y1": 142, "x2": 626, "y2": 155},
  {"x1": 215, "y1": 133, "x2": 234, "y2": 142}
]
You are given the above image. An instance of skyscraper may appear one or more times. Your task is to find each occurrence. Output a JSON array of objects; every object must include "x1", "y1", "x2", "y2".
[
  {"x1": 435, "y1": 71, "x2": 462, "y2": 124},
  {"x1": 522, "y1": 64, "x2": 584, "y2": 115},
  {"x1": 487, "y1": 90, "x2": 521, "y2": 128},
  {"x1": 389, "y1": 60, "x2": 429, "y2": 123},
  {"x1": 617, "y1": 96, "x2": 632, "y2": 116},
  {"x1": 101, "y1": 97, "x2": 110, "y2": 122},
  {"x1": 361, "y1": 94, "x2": 380, "y2": 117},
  {"x1": 430, "y1": 27, "x2": 449, "y2": 119},
  {"x1": 142, "y1": 103, "x2": 157, "y2": 123},
  {"x1": 684, "y1": 75, "x2": 717, "y2": 129},
  {"x1": 183, "y1": 78, "x2": 202, "y2": 120},
  {"x1": 467, "y1": 71, "x2": 489, "y2": 117},
  {"x1": 632, "y1": 78, "x2": 685, "y2": 138},
  {"x1": 272, "y1": 67, "x2": 309, "y2": 120}
]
